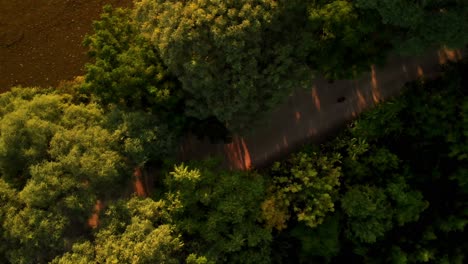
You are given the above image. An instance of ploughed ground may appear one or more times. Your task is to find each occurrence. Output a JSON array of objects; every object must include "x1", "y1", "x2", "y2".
[{"x1": 0, "y1": 0, "x2": 132, "y2": 92}]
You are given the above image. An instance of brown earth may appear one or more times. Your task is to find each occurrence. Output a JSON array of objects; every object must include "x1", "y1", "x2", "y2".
[{"x1": 0, "y1": 0, "x2": 132, "y2": 92}]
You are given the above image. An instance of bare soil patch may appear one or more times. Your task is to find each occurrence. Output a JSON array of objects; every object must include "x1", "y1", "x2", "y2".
[{"x1": 0, "y1": 0, "x2": 132, "y2": 92}]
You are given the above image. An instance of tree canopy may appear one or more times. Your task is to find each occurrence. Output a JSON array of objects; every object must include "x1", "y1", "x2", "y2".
[
  {"x1": 0, "y1": 87, "x2": 174, "y2": 263},
  {"x1": 1, "y1": 1, "x2": 467, "y2": 263},
  {"x1": 82, "y1": 1, "x2": 468, "y2": 131},
  {"x1": 275, "y1": 59, "x2": 468, "y2": 263},
  {"x1": 355, "y1": 0, "x2": 468, "y2": 54},
  {"x1": 134, "y1": 0, "x2": 311, "y2": 130},
  {"x1": 164, "y1": 160, "x2": 271, "y2": 263}
]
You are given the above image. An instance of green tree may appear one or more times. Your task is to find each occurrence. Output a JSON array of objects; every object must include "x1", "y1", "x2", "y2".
[
  {"x1": 300, "y1": 0, "x2": 391, "y2": 79},
  {"x1": 104, "y1": 108, "x2": 175, "y2": 167},
  {"x1": 0, "y1": 88, "x2": 174, "y2": 263},
  {"x1": 83, "y1": 5, "x2": 183, "y2": 126},
  {"x1": 264, "y1": 151, "x2": 342, "y2": 230},
  {"x1": 341, "y1": 185, "x2": 393, "y2": 244},
  {"x1": 0, "y1": 89, "x2": 119, "y2": 263},
  {"x1": 0, "y1": 89, "x2": 64, "y2": 187},
  {"x1": 355, "y1": 0, "x2": 468, "y2": 53},
  {"x1": 329, "y1": 59, "x2": 468, "y2": 262},
  {"x1": 134, "y1": 0, "x2": 311, "y2": 130},
  {"x1": 0, "y1": 179, "x2": 17, "y2": 263},
  {"x1": 52, "y1": 198, "x2": 186, "y2": 264},
  {"x1": 164, "y1": 160, "x2": 271, "y2": 263},
  {"x1": 290, "y1": 213, "x2": 341, "y2": 262},
  {"x1": 386, "y1": 177, "x2": 428, "y2": 227}
]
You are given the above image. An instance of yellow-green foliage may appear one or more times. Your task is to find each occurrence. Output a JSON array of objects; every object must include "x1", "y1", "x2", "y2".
[
  {"x1": 52, "y1": 198, "x2": 184, "y2": 264},
  {"x1": 265, "y1": 151, "x2": 342, "y2": 229},
  {"x1": 164, "y1": 161, "x2": 271, "y2": 263},
  {"x1": 0, "y1": 88, "x2": 174, "y2": 263}
]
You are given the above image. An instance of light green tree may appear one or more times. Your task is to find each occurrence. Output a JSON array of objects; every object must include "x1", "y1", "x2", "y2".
[
  {"x1": 52, "y1": 198, "x2": 187, "y2": 264},
  {"x1": 164, "y1": 160, "x2": 272, "y2": 263},
  {"x1": 0, "y1": 179, "x2": 17, "y2": 263},
  {"x1": 264, "y1": 151, "x2": 342, "y2": 230},
  {"x1": 0, "y1": 88, "x2": 174, "y2": 263}
]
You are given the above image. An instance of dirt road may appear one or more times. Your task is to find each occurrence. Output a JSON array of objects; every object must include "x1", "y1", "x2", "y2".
[{"x1": 179, "y1": 48, "x2": 464, "y2": 170}]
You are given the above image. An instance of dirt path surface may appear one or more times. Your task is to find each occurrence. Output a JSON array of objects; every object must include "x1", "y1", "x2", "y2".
[
  {"x1": 180, "y1": 48, "x2": 464, "y2": 170},
  {"x1": 0, "y1": 0, "x2": 132, "y2": 92}
]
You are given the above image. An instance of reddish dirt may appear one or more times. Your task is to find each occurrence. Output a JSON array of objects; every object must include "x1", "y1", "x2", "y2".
[
  {"x1": 87, "y1": 199, "x2": 103, "y2": 229},
  {"x1": 0, "y1": 0, "x2": 132, "y2": 92},
  {"x1": 133, "y1": 167, "x2": 147, "y2": 197}
]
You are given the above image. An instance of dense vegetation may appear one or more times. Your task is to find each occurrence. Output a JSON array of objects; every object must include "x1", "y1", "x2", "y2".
[
  {"x1": 84, "y1": 0, "x2": 468, "y2": 132},
  {"x1": 1, "y1": 0, "x2": 467, "y2": 263},
  {"x1": 272, "y1": 60, "x2": 468, "y2": 263},
  {"x1": 1, "y1": 59, "x2": 466, "y2": 264}
]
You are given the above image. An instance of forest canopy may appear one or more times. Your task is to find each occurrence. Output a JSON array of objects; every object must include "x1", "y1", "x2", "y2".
[
  {"x1": 83, "y1": 0, "x2": 468, "y2": 131},
  {"x1": 1, "y1": 58, "x2": 466, "y2": 264},
  {"x1": 0, "y1": 0, "x2": 467, "y2": 263}
]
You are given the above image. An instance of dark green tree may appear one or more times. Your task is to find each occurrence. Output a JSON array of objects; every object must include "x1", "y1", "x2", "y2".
[
  {"x1": 341, "y1": 185, "x2": 393, "y2": 244},
  {"x1": 134, "y1": 0, "x2": 311, "y2": 131},
  {"x1": 300, "y1": 0, "x2": 391, "y2": 80},
  {"x1": 334, "y1": 59, "x2": 467, "y2": 262},
  {"x1": 290, "y1": 214, "x2": 341, "y2": 263},
  {"x1": 355, "y1": 0, "x2": 468, "y2": 53},
  {"x1": 83, "y1": 5, "x2": 183, "y2": 125}
]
